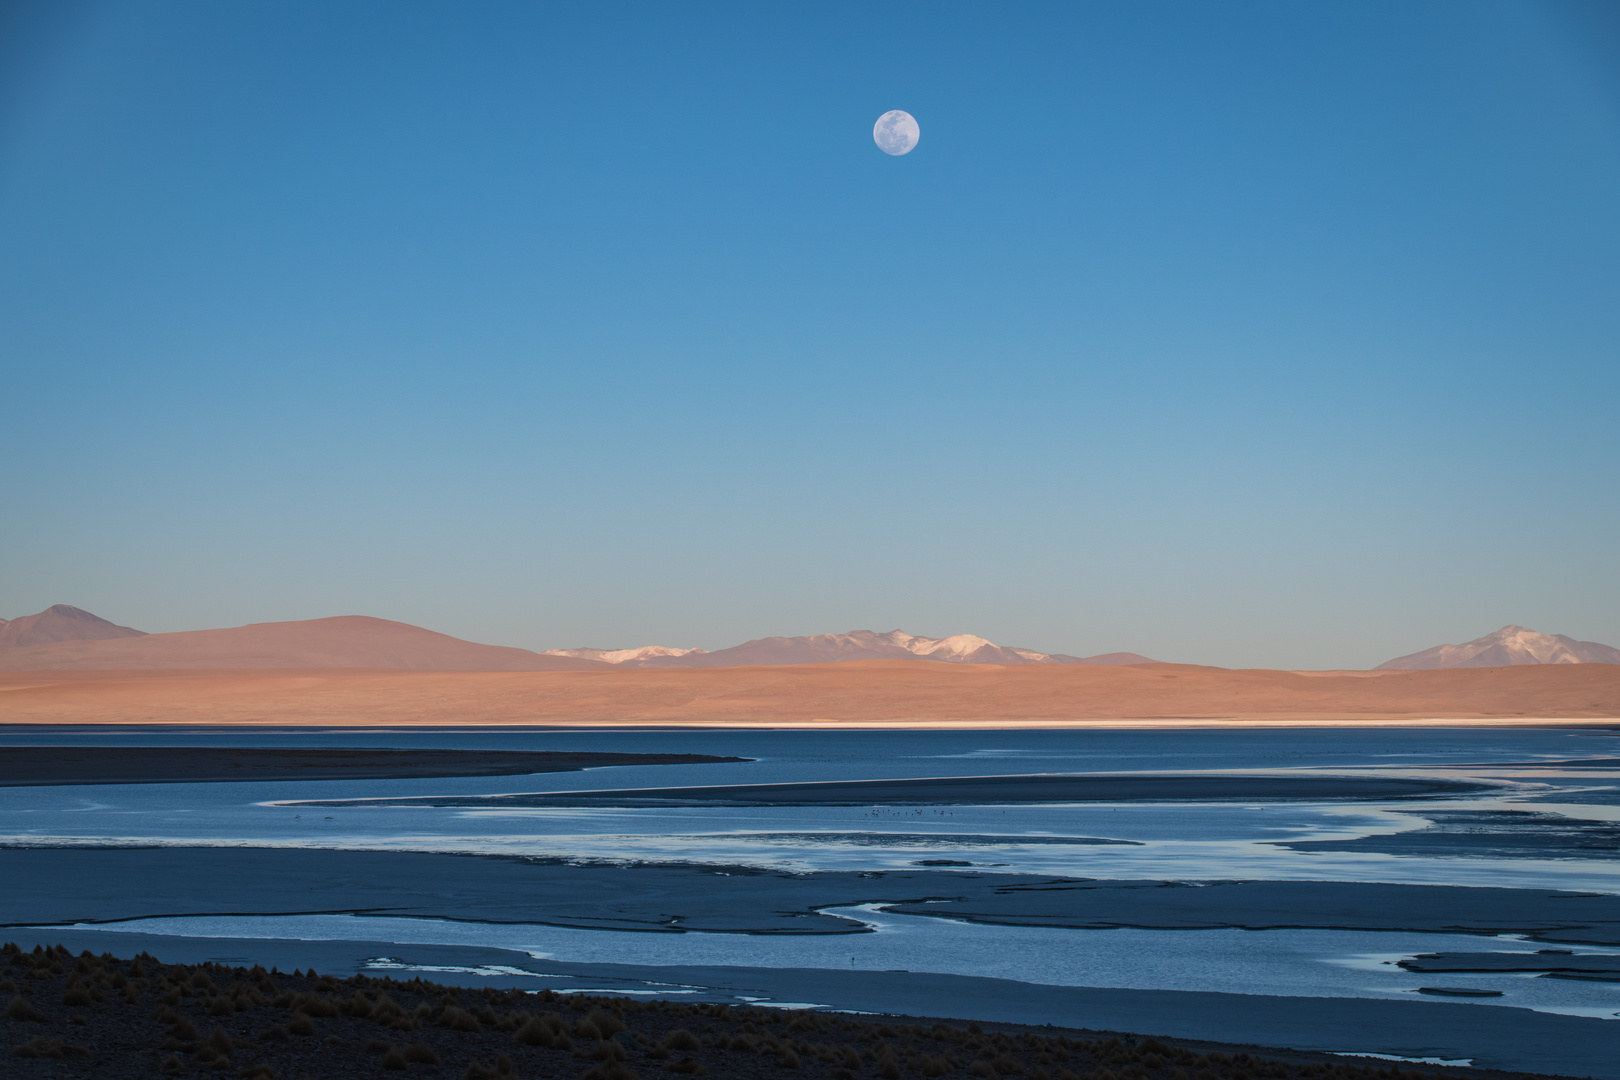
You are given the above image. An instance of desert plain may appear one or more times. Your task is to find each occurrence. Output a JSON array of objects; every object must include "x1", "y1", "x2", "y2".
[{"x1": 2, "y1": 660, "x2": 1619, "y2": 727}]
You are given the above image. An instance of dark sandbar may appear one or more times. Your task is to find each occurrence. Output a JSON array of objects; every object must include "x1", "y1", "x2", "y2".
[
  {"x1": 0, "y1": 747, "x2": 747, "y2": 787},
  {"x1": 1282, "y1": 810, "x2": 1620, "y2": 861},
  {"x1": 292, "y1": 772, "x2": 1490, "y2": 808},
  {"x1": 1399, "y1": 952, "x2": 1620, "y2": 975},
  {"x1": 5, "y1": 848, "x2": 1618, "y2": 944}
]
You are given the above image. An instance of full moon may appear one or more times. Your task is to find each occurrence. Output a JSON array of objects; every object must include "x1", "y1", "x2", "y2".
[{"x1": 873, "y1": 110, "x2": 919, "y2": 155}]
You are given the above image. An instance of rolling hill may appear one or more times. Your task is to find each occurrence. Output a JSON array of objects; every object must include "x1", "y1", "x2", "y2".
[{"x1": 0, "y1": 615, "x2": 605, "y2": 672}]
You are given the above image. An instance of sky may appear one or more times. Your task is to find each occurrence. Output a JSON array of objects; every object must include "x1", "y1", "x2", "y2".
[{"x1": 1, "y1": 0, "x2": 1618, "y2": 670}]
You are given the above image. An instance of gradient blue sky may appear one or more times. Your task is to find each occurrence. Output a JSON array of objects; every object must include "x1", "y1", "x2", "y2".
[{"x1": 2, "y1": 1, "x2": 1617, "y2": 669}]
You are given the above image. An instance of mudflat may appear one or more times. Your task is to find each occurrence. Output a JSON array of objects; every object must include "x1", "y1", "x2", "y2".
[
  {"x1": 2, "y1": 660, "x2": 1619, "y2": 726},
  {"x1": 0, "y1": 747, "x2": 746, "y2": 787}
]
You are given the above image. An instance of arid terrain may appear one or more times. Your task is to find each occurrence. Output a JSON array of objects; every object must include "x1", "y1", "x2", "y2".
[{"x1": 1, "y1": 660, "x2": 1617, "y2": 727}]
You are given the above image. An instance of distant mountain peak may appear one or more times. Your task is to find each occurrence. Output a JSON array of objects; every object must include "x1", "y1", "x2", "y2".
[
  {"x1": 1375, "y1": 625, "x2": 1620, "y2": 670},
  {"x1": 0, "y1": 604, "x2": 146, "y2": 649}
]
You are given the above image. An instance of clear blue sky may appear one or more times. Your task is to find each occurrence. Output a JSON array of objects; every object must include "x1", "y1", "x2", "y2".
[{"x1": 2, "y1": 1, "x2": 1617, "y2": 669}]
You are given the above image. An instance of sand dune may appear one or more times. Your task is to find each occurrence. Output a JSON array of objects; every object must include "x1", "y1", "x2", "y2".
[
  {"x1": 0, "y1": 615, "x2": 605, "y2": 672},
  {"x1": 0, "y1": 658, "x2": 1616, "y2": 726}
]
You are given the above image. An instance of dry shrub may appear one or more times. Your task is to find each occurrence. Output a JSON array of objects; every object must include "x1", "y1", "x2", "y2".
[
  {"x1": 516, "y1": 1017, "x2": 556, "y2": 1047},
  {"x1": 287, "y1": 1014, "x2": 316, "y2": 1037},
  {"x1": 404, "y1": 1043, "x2": 440, "y2": 1064},
  {"x1": 381, "y1": 1048, "x2": 409, "y2": 1071},
  {"x1": 580, "y1": 1061, "x2": 639, "y2": 1080},
  {"x1": 592, "y1": 1040, "x2": 628, "y2": 1062},
  {"x1": 921, "y1": 1055, "x2": 953, "y2": 1076},
  {"x1": 61, "y1": 984, "x2": 95, "y2": 1007},
  {"x1": 441, "y1": 1005, "x2": 483, "y2": 1032},
  {"x1": 668, "y1": 1059, "x2": 707, "y2": 1076},
  {"x1": 581, "y1": 1007, "x2": 626, "y2": 1038},
  {"x1": 6, "y1": 995, "x2": 43, "y2": 1021},
  {"x1": 373, "y1": 993, "x2": 407, "y2": 1024},
  {"x1": 238, "y1": 1066, "x2": 279, "y2": 1080},
  {"x1": 172, "y1": 1015, "x2": 201, "y2": 1041},
  {"x1": 259, "y1": 1025, "x2": 291, "y2": 1042},
  {"x1": 295, "y1": 993, "x2": 339, "y2": 1018},
  {"x1": 667, "y1": 1029, "x2": 702, "y2": 1053},
  {"x1": 13, "y1": 1037, "x2": 90, "y2": 1059}
]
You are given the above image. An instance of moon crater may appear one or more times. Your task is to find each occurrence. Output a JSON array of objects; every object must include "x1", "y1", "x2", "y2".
[{"x1": 873, "y1": 110, "x2": 920, "y2": 155}]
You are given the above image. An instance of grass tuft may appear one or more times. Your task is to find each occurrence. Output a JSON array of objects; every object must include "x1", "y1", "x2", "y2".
[
  {"x1": 440, "y1": 1005, "x2": 483, "y2": 1033},
  {"x1": 13, "y1": 1036, "x2": 91, "y2": 1059},
  {"x1": 404, "y1": 1042, "x2": 441, "y2": 1064},
  {"x1": 6, "y1": 994, "x2": 44, "y2": 1021}
]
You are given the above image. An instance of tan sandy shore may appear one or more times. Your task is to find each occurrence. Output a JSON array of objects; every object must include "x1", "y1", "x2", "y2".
[{"x1": 1, "y1": 661, "x2": 1618, "y2": 727}]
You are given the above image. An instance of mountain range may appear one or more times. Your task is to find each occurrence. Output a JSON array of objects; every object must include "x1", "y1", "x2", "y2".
[
  {"x1": 542, "y1": 630, "x2": 1155, "y2": 668},
  {"x1": 0, "y1": 605, "x2": 1615, "y2": 673}
]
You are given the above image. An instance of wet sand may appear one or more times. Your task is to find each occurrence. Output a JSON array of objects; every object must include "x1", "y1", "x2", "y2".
[
  {"x1": 0, "y1": 747, "x2": 746, "y2": 787},
  {"x1": 6, "y1": 848, "x2": 1618, "y2": 944},
  {"x1": 298, "y1": 772, "x2": 1491, "y2": 808}
]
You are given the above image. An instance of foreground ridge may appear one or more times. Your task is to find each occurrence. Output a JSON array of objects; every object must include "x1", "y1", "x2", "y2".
[{"x1": 0, "y1": 942, "x2": 1585, "y2": 1080}]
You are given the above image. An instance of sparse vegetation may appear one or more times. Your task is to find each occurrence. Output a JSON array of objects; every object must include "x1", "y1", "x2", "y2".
[{"x1": 0, "y1": 940, "x2": 1577, "y2": 1080}]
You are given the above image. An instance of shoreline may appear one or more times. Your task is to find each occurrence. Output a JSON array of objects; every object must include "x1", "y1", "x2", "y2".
[{"x1": 5, "y1": 719, "x2": 1620, "y2": 730}]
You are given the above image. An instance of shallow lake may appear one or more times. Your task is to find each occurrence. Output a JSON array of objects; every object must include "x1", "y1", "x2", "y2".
[{"x1": 4, "y1": 725, "x2": 1618, "y2": 1020}]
